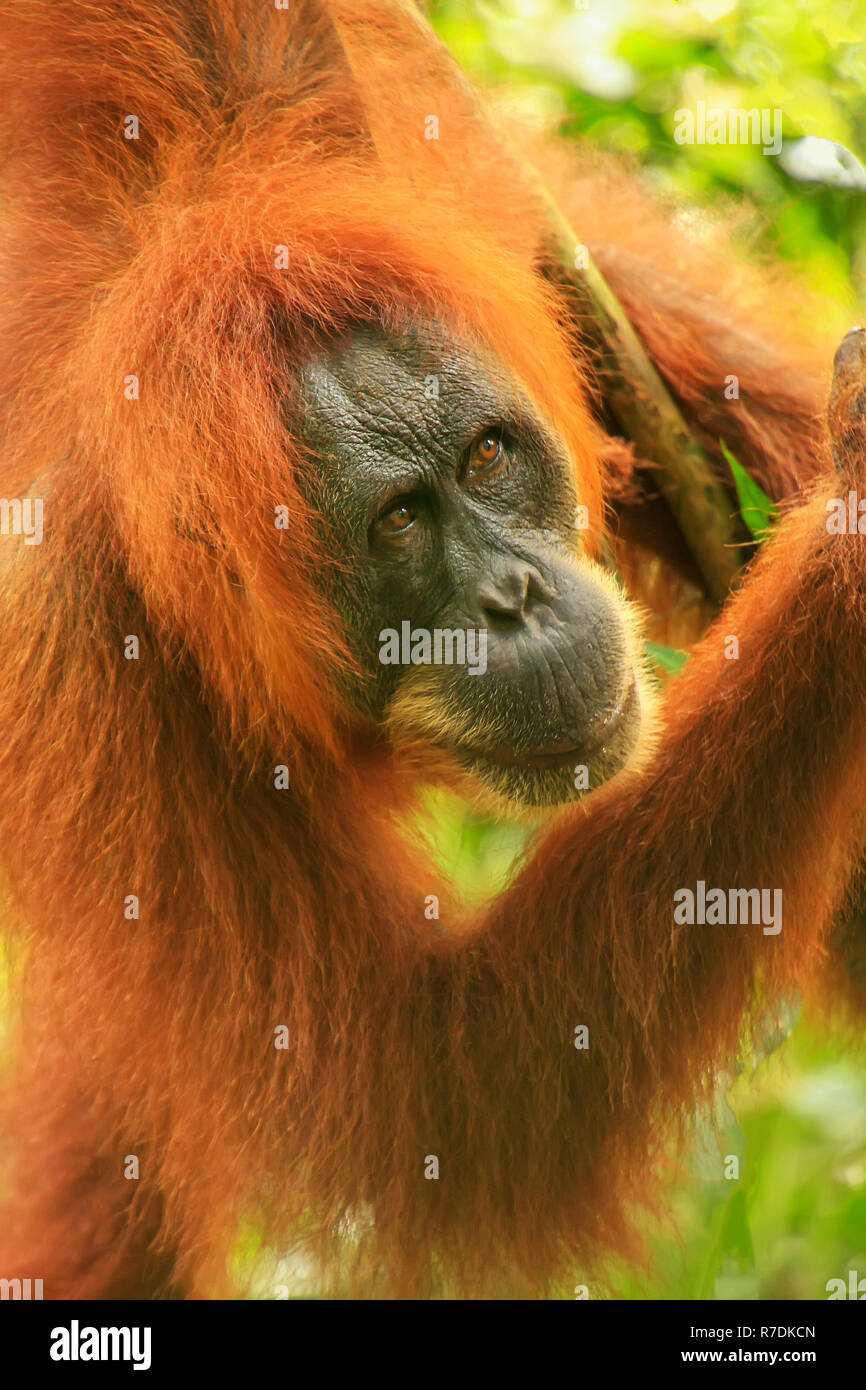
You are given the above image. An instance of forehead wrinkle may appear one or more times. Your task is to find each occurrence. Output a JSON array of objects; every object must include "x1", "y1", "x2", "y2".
[{"x1": 302, "y1": 343, "x2": 516, "y2": 472}]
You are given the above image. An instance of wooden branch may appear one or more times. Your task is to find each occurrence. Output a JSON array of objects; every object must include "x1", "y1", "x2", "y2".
[{"x1": 538, "y1": 192, "x2": 747, "y2": 602}]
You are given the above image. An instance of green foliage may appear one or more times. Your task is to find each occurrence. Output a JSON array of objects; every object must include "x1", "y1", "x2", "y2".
[
  {"x1": 433, "y1": 0, "x2": 866, "y2": 310},
  {"x1": 603, "y1": 1027, "x2": 866, "y2": 1300},
  {"x1": 409, "y1": 787, "x2": 535, "y2": 902},
  {"x1": 645, "y1": 640, "x2": 690, "y2": 676},
  {"x1": 722, "y1": 440, "x2": 779, "y2": 543}
]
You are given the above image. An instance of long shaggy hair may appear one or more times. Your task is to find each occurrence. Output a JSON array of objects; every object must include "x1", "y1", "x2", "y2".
[{"x1": 0, "y1": 0, "x2": 861, "y2": 1299}]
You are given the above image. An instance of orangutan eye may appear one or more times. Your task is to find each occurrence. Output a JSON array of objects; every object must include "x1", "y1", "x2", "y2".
[
  {"x1": 381, "y1": 503, "x2": 414, "y2": 531},
  {"x1": 372, "y1": 496, "x2": 418, "y2": 542},
  {"x1": 467, "y1": 429, "x2": 505, "y2": 478}
]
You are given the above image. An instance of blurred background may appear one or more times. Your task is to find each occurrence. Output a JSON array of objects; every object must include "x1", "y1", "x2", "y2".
[{"x1": 421, "y1": 0, "x2": 866, "y2": 1300}]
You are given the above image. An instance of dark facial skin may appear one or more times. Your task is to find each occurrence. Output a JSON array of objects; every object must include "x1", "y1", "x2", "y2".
[{"x1": 297, "y1": 320, "x2": 645, "y2": 808}]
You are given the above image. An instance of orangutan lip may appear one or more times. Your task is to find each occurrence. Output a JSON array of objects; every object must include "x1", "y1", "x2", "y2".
[
  {"x1": 583, "y1": 670, "x2": 639, "y2": 755},
  {"x1": 462, "y1": 671, "x2": 638, "y2": 770}
]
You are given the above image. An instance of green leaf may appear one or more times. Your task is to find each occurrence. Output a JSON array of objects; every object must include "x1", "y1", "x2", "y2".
[
  {"x1": 645, "y1": 641, "x2": 690, "y2": 675},
  {"x1": 721, "y1": 441, "x2": 779, "y2": 544}
]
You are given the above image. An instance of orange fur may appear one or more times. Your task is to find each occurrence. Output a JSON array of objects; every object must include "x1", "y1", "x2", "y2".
[{"x1": 0, "y1": 0, "x2": 862, "y2": 1299}]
